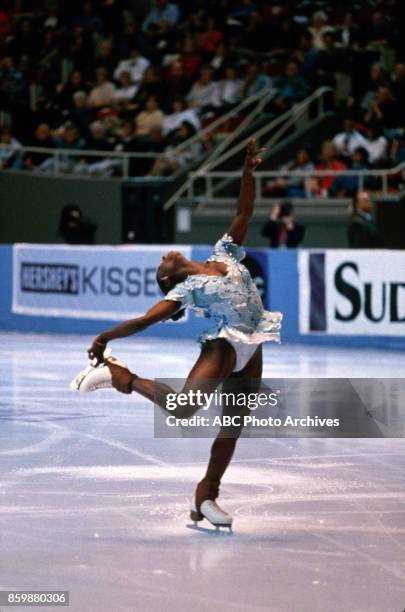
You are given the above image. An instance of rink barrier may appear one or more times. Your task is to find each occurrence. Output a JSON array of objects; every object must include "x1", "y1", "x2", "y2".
[{"x1": 0, "y1": 244, "x2": 404, "y2": 349}]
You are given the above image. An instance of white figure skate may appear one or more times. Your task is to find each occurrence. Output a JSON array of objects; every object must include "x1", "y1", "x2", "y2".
[
  {"x1": 190, "y1": 499, "x2": 233, "y2": 532},
  {"x1": 69, "y1": 351, "x2": 129, "y2": 393}
]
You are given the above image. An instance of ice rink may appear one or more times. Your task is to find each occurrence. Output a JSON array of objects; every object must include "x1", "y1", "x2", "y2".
[{"x1": 1, "y1": 332, "x2": 405, "y2": 612}]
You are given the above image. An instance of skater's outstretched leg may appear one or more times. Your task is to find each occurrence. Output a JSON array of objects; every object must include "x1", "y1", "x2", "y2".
[{"x1": 110, "y1": 338, "x2": 236, "y2": 418}]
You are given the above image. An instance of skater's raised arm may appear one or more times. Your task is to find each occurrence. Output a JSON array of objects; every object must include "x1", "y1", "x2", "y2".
[
  {"x1": 88, "y1": 299, "x2": 180, "y2": 363},
  {"x1": 227, "y1": 138, "x2": 264, "y2": 245}
]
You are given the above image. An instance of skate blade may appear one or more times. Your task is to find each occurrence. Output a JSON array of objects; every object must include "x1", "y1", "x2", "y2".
[{"x1": 187, "y1": 522, "x2": 233, "y2": 534}]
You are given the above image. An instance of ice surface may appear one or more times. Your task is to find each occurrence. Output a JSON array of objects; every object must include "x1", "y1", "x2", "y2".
[{"x1": 1, "y1": 333, "x2": 405, "y2": 612}]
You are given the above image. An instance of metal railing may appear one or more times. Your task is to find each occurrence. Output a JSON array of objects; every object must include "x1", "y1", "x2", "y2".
[
  {"x1": 174, "y1": 89, "x2": 276, "y2": 156},
  {"x1": 161, "y1": 89, "x2": 277, "y2": 210},
  {"x1": 200, "y1": 89, "x2": 277, "y2": 168},
  {"x1": 187, "y1": 163, "x2": 405, "y2": 205},
  {"x1": 0, "y1": 144, "x2": 160, "y2": 178},
  {"x1": 163, "y1": 87, "x2": 333, "y2": 210},
  {"x1": 201, "y1": 86, "x2": 332, "y2": 173}
]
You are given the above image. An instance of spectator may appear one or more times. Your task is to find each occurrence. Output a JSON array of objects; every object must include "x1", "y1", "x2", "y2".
[
  {"x1": 24, "y1": 123, "x2": 55, "y2": 170},
  {"x1": 117, "y1": 22, "x2": 144, "y2": 60},
  {"x1": 0, "y1": 56, "x2": 25, "y2": 111},
  {"x1": 148, "y1": 120, "x2": 200, "y2": 176},
  {"x1": 94, "y1": 39, "x2": 117, "y2": 75},
  {"x1": 330, "y1": 147, "x2": 370, "y2": 197},
  {"x1": 308, "y1": 11, "x2": 334, "y2": 50},
  {"x1": 242, "y1": 60, "x2": 273, "y2": 98},
  {"x1": 364, "y1": 123, "x2": 388, "y2": 165},
  {"x1": 133, "y1": 67, "x2": 165, "y2": 109},
  {"x1": 359, "y1": 63, "x2": 387, "y2": 111},
  {"x1": 37, "y1": 29, "x2": 60, "y2": 94},
  {"x1": 333, "y1": 116, "x2": 368, "y2": 160},
  {"x1": 210, "y1": 41, "x2": 228, "y2": 73},
  {"x1": 162, "y1": 98, "x2": 200, "y2": 136},
  {"x1": 391, "y1": 62, "x2": 405, "y2": 108},
  {"x1": 69, "y1": 91, "x2": 94, "y2": 138},
  {"x1": 361, "y1": 11, "x2": 392, "y2": 49},
  {"x1": 348, "y1": 191, "x2": 384, "y2": 247},
  {"x1": 271, "y1": 17, "x2": 302, "y2": 55},
  {"x1": 129, "y1": 126, "x2": 167, "y2": 175},
  {"x1": 164, "y1": 60, "x2": 192, "y2": 105},
  {"x1": 293, "y1": 32, "x2": 318, "y2": 76},
  {"x1": 364, "y1": 83, "x2": 401, "y2": 129},
  {"x1": 0, "y1": 126, "x2": 22, "y2": 169},
  {"x1": 142, "y1": 0, "x2": 180, "y2": 35},
  {"x1": 187, "y1": 65, "x2": 217, "y2": 112},
  {"x1": 59, "y1": 204, "x2": 97, "y2": 245},
  {"x1": 135, "y1": 95, "x2": 164, "y2": 138},
  {"x1": 39, "y1": 123, "x2": 84, "y2": 174},
  {"x1": 261, "y1": 203, "x2": 305, "y2": 248},
  {"x1": 240, "y1": 11, "x2": 270, "y2": 53},
  {"x1": 310, "y1": 140, "x2": 347, "y2": 197},
  {"x1": 337, "y1": 12, "x2": 360, "y2": 50},
  {"x1": 88, "y1": 67, "x2": 116, "y2": 109},
  {"x1": 76, "y1": 121, "x2": 119, "y2": 176},
  {"x1": 0, "y1": 10, "x2": 11, "y2": 44},
  {"x1": 212, "y1": 65, "x2": 243, "y2": 110},
  {"x1": 274, "y1": 61, "x2": 310, "y2": 110},
  {"x1": 68, "y1": 29, "x2": 94, "y2": 75},
  {"x1": 7, "y1": 18, "x2": 37, "y2": 62},
  {"x1": 264, "y1": 146, "x2": 315, "y2": 198},
  {"x1": 116, "y1": 119, "x2": 136, "y2": 151},
  {"x1": 113, "y1": 47, "x2": 150, "y2": 85},
  {"x1": 87, "y1": 120, "x2": 113, "y2": 151},
  {"x1": 113, "y1": 71, "x2": 138, "y2": 107},
  {"x1": 311, "y1": 32, "x2": 347, "y2": 89},
  {"x1": 179, "y1": 37, "x2": 203, "y2": 80},
  {"x1": 229, "y1": 1, "x2": 257, "y2": 25},
  {"x1": 198, "y1": 16, "x2": 223, "y2": 56},
  {"x1": 42, "y1": 6, "x2": 59, "y2": 30},
  {"x1": 55, "y1": 70, "x2": 86, "y2": 112},
  {"x1": 71, "y1": 1, "x2": 103, "y2": 35}
]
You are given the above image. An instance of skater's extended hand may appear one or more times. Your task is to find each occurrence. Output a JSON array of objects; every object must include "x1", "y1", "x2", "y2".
[
  {"x1": 245, "y1": 138, "x2": 265, "y2": 172},
  {"x1": 87, "y1": 338, "x2": 106, "y2": 365}
]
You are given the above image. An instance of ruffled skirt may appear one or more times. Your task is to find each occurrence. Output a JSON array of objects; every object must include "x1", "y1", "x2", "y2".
[{"x1": 199, "y1": 310, "x2": 283, "y2": 346}]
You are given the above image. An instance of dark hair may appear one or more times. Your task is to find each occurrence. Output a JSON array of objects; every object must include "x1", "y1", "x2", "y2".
[
  {"x1": 279, "y1": 201, "x2": 294, "y2": 218},
  {"x1": 353, "y1": 146, "x2": 369, "y2": 164},
  {"x1": 156, "y1": 274, "x2": 186, "y2": 321},
  {"x1": 179, "y1": 120, "x2": 196, "y2": 137},
  {"x1": 367, "y1": 120, "x2": 383, "y2": 137},
  {"x1": 298, "y1": 143, "x2": 314, "y2": 160},
  {"x1": 58, "y1": 204, "x2": 82, "y2": 233}
]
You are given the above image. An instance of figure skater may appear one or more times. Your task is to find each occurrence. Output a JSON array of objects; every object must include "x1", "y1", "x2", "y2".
[{"x1": 71, "y1": 139, "x2": 282, "y2": 529}]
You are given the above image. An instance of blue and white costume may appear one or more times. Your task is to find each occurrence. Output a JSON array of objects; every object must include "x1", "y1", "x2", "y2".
[{"x1": 165, "y1": 234, "x2": 283, "y2": 371}]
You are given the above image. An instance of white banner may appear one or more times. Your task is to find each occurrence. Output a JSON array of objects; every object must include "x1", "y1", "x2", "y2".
[
  {"x1": 299, "y1": 250, "x2": 405, "y2": 336},
  {"x1": 12, "y1": 243, "x2": 191, "y2": 320}
]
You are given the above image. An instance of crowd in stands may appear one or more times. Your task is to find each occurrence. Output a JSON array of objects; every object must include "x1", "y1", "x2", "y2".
[{"x1": 0, "y1": 0, "x2": 404, "y2": 189}]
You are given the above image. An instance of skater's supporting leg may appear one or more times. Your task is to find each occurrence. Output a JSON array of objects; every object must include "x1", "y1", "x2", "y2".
[{"x1": 196, "y1": 346, "x2": 263, "y2": 508}]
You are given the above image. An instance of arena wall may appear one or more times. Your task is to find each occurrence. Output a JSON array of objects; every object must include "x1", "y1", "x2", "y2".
[{"x1": 1, "y1": 243, "x2": 404, "y2": 349}]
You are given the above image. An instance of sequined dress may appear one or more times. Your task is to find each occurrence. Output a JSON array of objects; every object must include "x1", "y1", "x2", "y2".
[{"x1": 165, "y1": 234, "x2": 283, "y2": 346}]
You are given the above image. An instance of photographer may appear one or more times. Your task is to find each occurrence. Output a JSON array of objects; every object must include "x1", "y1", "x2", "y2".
[{"x1": 261, "y1": 202, "x2": 305, "y2": 248}]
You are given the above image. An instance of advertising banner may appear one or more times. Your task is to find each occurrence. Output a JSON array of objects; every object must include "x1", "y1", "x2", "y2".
[
  {"x1": 12, "y1": 244, "x2": 191, "y2": 320},
  {"x1": 299, "y1": 250, "x2": 405, "y2": 336}
]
